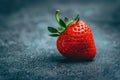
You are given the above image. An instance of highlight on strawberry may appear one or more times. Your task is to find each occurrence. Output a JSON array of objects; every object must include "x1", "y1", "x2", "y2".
[{"x1": 48, "y1": 9, "x2": 96, "y2": 60}]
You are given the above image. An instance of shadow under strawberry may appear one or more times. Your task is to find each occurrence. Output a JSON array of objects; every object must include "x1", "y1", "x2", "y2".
[{"x1": 50, "y1": 55, "x2": 94, "y2": 64}]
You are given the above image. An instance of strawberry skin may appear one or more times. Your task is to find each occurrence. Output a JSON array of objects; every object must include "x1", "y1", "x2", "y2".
[
  {"x1": 48, "y1": 10, "x2": 96, "y2": 60},
  {"x1": 56, "y1": 21, "x2": 96, "y2": 60}
]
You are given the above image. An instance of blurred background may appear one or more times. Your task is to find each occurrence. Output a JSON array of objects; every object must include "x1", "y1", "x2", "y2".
[{"x1": 0, "y1": 0, "x2": 120, "y2": 80}]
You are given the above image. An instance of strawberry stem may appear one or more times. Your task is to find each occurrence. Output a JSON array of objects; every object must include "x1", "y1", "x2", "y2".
[{"x1": 55, "y1": 9, "x2": 60, "y2": 25}]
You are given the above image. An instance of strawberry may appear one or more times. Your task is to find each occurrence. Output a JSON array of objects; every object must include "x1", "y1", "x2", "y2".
[{"x1": 48, "y1": 10, "x2": 96, "y2": 60}]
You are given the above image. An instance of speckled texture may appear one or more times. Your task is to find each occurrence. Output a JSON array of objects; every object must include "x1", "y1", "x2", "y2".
[{"x1": 0, "y1": 0, "x2": 120, "y2": 80}]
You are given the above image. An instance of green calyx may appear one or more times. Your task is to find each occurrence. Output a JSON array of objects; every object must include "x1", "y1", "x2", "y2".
[{"x1": 48, "y1": 9, "x2": 80, "y2": 37}]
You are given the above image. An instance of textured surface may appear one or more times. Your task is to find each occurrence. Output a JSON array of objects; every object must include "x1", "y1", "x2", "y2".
[{"x1": 0, "y1": 0, "x2": 120, "y2": 80}]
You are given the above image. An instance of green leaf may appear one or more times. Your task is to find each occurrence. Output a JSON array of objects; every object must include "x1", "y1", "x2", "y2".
[
  {"x1": 64, "y1": 17, "x2": 69, "y2": 22},
  {"x1": 48, "y1": 26, "x2": 58, "y2": 33},
  {"x1": 58, "y1": 26, "x2": 65, "y2": 31},
  {"x1": 67, "y1": 20, "x2": 75, "y2": 26},
  {"x1": 49, "y1": 34, "x2": 59, "y2": 37},
  {"x1": 59, "y1": 19, "x2": 66, "y2": 28},
  {"x1": 74, "y1": 14, "x2": 79, "y2": 21}
]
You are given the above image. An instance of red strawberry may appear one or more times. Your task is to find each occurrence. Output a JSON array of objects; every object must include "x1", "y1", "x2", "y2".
[{"x1": 48, "y1": 10, "x2": 96, "y2": 60}]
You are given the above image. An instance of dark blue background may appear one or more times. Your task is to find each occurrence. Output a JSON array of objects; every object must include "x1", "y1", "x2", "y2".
[{"x1": 0, "y1": 0, "x2": 120, "y2": 80}]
